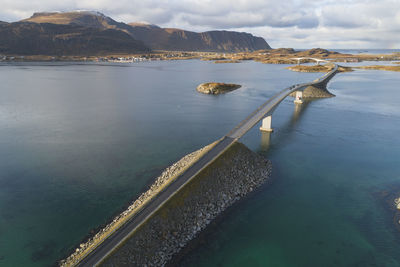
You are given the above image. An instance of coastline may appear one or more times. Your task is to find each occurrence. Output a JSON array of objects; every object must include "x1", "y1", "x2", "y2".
[{"x1": 1, "y1": 48, "x2": 399, "y2": 64}]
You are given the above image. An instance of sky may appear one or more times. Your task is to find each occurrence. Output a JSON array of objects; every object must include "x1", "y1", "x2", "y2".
[{"x1": 0, "y1": 0, "x2": 399, "y2": 49}]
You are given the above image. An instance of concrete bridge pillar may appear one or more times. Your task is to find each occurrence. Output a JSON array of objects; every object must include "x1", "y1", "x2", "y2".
[
  {"x1": 261, "y1": 131, "x2": 272, "y2": 151},
  {"x1": 294, "y1": 91, "x2": 303, "y2": 104},
  {"x1": 260, "y1": 116, "x2": 273, "y2": 132}
]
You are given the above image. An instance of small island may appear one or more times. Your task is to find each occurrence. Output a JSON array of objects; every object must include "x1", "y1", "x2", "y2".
[
  {"x1": 356, "y1": 65, "x2": 400, "y2": 72},
  {"x1": 214, "y1": 60, "x2": 241, "y2": 63},
  {"x1": 196, "y1": 82, "x2": 241, "y2": 95},
  {"x1": 286, "y1": 64, "x2": 353, "y2": 73}
]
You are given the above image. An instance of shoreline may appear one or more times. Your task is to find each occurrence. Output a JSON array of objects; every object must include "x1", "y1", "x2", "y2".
[
  {"x1": 1, "y1": 48, "x2": 399, "y2": 64},
  {"x1": 3, "y1": 50, "x2": 400, "y2": 76}
]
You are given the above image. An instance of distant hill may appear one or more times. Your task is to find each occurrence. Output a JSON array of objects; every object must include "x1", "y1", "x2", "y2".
[
  {"x1": 295, "y1": 48, "x2": 339, "y2": 57},
  {"x1": 18, "y1": 11, "x2": 271, "y2": 53},
  {"x1": 0, "y1": 22, "x2": 150, "y2": 55}
]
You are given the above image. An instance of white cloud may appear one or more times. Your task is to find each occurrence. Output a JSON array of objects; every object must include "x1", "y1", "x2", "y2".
[{"x1": 0, "y1": 0, "x2": 398, "y2": 49}]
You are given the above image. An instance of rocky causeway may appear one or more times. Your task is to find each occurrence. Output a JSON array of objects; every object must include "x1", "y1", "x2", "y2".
[
  {"x1": 60, "y1": 142, "x2": 216, "y2": 266},
  {"x1": 60, "y1": 141, "x2": 271, "y2": 266},
  {"x1": 100, "y1": 142, "x2": 271, "y2": 266}
]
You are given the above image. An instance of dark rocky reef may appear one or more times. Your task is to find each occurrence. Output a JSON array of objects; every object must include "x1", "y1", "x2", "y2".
[
  {"x1": 375, "y1": 187, "x2": 400, "y2": 233},
  {"x1": 101, "y1": 142, "x2": 272, "y2": 266},
  {"x1": 395, "y1": 197, "x2": 400, "y2": 228}
]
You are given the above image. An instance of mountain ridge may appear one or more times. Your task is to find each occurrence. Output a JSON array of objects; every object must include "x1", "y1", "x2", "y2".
[
  {"x1": 128, "y1": 24, "x2": 270, "y2": 51},
  {"x1": 0, "y1": 21, "x2": 150, "y2": 55},
  {"x1": 15, "y1": 11, "x2": 271, "y2": 54}
]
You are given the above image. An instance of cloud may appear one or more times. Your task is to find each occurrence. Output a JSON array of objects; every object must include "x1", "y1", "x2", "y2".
[{"x1": 0, "y1": 0, "x2": 399, "y2": 49}]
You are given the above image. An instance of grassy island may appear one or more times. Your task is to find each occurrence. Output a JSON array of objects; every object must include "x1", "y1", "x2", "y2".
[
  {"x1": 356, "y1": 65, "x2": 400, "y2": 72},
  {"x1": 286, "y1": 64, "x2": 352, "y2": 73},
  {"x1": 196, "y1": 83, "x2": 241, "y2": 95},
  {"x1": 214, "y1": 60, "x2": 241, "y2": 63}
]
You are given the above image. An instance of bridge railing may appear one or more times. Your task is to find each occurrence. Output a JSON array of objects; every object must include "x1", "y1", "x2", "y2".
[
  {"x1": 226, "y1": 87, "x2": 292, "y2": 137},
  {"x1": 226, "y1": 64, "x2": 338, "y2": 139}
]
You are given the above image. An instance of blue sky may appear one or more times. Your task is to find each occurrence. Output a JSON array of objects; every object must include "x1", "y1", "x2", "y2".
[{"x1": 1, "y1": 0, "x2": 399, "y2": 49}]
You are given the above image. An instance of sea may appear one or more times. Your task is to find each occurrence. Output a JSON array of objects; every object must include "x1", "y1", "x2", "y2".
[{"x1": 0, "y1": 57, "x2": 399, "y2": 266}]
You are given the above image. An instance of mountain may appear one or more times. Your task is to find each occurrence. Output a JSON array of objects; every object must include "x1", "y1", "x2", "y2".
[
  {"x1": 0, "y1": 22, "x2": 149, "y2": 55},
  {"x1": 127, "y1": 23, "x2": 270, "y2": 52},
  {"x1": 22, "y1": 11, "x2": 271, "y2": 53},
  {"x1": 22, "y1": 11, "x2": 135, "y2": 34}
]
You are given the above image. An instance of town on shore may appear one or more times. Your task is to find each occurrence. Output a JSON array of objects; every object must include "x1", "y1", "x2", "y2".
[{"x1": 1, "y1": 48, "x2": 400, "y2": 63}]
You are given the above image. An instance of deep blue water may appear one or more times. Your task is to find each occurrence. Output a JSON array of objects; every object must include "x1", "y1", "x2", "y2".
[{"x1": 0, "y1": 60, "x2": 399, "y2": 266}]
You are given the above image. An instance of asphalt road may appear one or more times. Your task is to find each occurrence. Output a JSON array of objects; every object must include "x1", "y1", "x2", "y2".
[{"x1": 76, "y1": 64, "x2": 338, "y2": 267}]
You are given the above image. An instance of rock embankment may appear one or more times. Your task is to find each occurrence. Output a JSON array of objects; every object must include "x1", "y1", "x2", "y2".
[
  {"x1": 289, "y1": 85, "x2": 336, "y2": 98},
  {"x1": 59, "y1": 142, "x2": 217, "y2": 267},
  {"x1": 196, "y1": 82, "x2": 241, "y2": 94},
  {"x1": 101, "y1": 142, "x2": 272, "y2": 267}
]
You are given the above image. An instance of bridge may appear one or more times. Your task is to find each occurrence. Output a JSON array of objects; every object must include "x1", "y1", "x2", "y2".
[{"x1": 75, "y1": 64, "x2": 339, "y2": 267}]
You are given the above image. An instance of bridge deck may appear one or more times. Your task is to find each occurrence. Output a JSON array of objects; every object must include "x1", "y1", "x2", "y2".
[{"x1": 75, "y1": 64, "x2": 338, "y2": 267}]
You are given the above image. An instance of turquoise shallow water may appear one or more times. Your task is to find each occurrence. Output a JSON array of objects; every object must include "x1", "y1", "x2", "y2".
[{"x1": 0, "y1": 60, "x2": 399, "y2": 266}]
